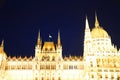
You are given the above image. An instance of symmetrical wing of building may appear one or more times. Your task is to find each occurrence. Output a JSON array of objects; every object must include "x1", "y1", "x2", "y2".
[{"x1": 0, "y1": 14, "x2": 120, "y2": 80}]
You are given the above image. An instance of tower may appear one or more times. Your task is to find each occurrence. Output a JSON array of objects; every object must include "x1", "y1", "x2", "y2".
[
  {"x1": 56, "y1": 31, "x2": 62, "y2": 60},
  {"x1": 83, "y1": 16, "x2": 92, "y2": 59},
  {"x1": 35, "y1": 30, "x2": 62, "y2": 61},
  {"x1": 35, "y1": 30, "x2": 42, "y2": 58},
  {"x1": 0, "y1": 40, "x2": 7, "y2": 59}
]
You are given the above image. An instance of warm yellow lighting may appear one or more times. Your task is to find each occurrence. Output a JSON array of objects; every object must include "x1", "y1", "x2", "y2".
[{"x1": 0, "y1": 14, "x2": 120, "y2": 80}]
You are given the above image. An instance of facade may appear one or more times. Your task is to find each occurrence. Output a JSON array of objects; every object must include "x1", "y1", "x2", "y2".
[{"x1": 0, "y1": 14, "x2": 120, "y2": 80}]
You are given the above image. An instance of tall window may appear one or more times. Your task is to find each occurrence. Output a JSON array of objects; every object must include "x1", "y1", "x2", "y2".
[
  {"x1": 63, "y1": 65, "x2": 68, "y2": 69},
  {"x1": 69, "y1": 65, "x2": 73, "y2": 69},
  {"x1": 41, "y1": 77, "x2": 44, "y2": 80},
  {"x1": 35, "y1": 77, "x2": 38, "y2": 80},
  {"x1": 74, "y1": 65, "x2": 77, "y2": 69},
  {"x1": 40, "y1": 65, "x2": 44, "y2": 69},
  {"x1": 52, "y1": 77, "x2": 54, "y2": 80},
  {"x1": 52, "y1": 56, "x2": 55, "y2": 61},
  {"x1": 58, "y1": 77, "x2": 61, "y2": 80},
  {"x1": 46, "y1": 65, "x2": 50, "y2": 69},
  {"x1": 51, "y1": 65, "x2": 56, "y2": 69}
]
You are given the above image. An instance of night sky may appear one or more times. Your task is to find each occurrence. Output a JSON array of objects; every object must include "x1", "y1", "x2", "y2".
[{"x1": 0, "y1": 0, "x2": 120, "y2": 57}]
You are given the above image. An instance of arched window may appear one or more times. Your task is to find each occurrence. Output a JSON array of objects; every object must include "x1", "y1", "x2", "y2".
[
  {"x1": 45, "y1": 48, "x2": 48, "y2": 51},
  {"x1": 51, "y1": 65, "x2": 56, "y2": 69},
  {"x1": 50, "y1": 48, "x2": 53, "y2": 51},
  {"x1": 47, "y1": 56, "x2": 50, "y2": 61},
  {"x1": 41, "y1": 77, "x2": 44, "y2": 80},
  {"x1": 52, "y1": 77, "x2": 54, "y2": 80},
  {"x1": 52, "y1": 56, "x2": 55, "y2": 61},
  {"x1": 46, "y1": 65, "x2": 50, "y2": 69},
  {"x1": 42, "y1": 56, "x2": 45, "y2": 61},
  {"x1": 35, "y1": 77, "x2": 38, "y2": 80},
  {"x1": 58, "y1": 77, "x2": 61, "y2": 80}
]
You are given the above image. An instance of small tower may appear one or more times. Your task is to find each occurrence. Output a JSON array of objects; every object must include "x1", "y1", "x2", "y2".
[
  {"x1": 0, "y1": 40, "x2": 7, "y2": 57},
  {"x1": 35, "y1": 30, "x2": 42, "y2": 58},
  {"x1": 0, "y1": 40, "x2": 7, "y2": 67},
  {"x1": 56, "y1": 30, "x2": 62, "y2": 60},
  {"x1": 83, "y1": 16, "x2": 91, "y2": 59},
  {"x1": 95, "y1": 13, "x2": 100, "y2": 28},
  {"x1": 57, "y1": 30, "x2": 61, "y2": 46}
]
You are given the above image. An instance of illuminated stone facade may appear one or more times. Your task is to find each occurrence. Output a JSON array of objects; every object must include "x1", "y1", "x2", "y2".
[{"x1": 0, "y1": 14, "x2": 120, "y2": 80}]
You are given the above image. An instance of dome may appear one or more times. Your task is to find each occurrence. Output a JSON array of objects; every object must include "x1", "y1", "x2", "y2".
[{"x1": 91, "y1": 26, "x2": 109, "y2": 38}]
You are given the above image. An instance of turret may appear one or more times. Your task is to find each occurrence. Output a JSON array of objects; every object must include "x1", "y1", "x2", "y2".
[
  {"x1": 0, "y1": 40, "x2": 7, "y2": 68},
  {"x1": 57, "y1": 31, "x2": 62, "y2": 60},
  {"x1": 95, "y1": 13, "x2": 100, "y2": 28},
  {"x1": 35, "y1": 30, "x2": 42, "y2": 57},
  {"x1": 0, "y1": 40, "x2": 7, "y2": 58},
  {"x1": 83, "y1": 16, "x2": 91, "y2": 58},
  {"x1": 36, "y1": 30, "x2": 42, "y2": 46},
  {"x1": 57, "y1": 30, "x2": 61, "y2": 46}
]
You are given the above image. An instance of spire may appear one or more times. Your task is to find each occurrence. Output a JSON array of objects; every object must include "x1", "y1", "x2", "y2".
[
  {"x1": 0, "y1": 40, "x2": 4, "y2": 48},
  {"x1": 95, "y1": 13, "x2": 100, "y2": 27},
  {"x1": 0, "y1": 40, "x2": 4, "y2": 51},
  {"x1": 85, "y1": 16, "x2": 90, "y2": 29},
  {"x1": 57, "y1": 30, "x2": 61, "y2": 45},
  {"x1": 1, "y1": 39, "x2": 4, "y2": 47},
  {"x1": 37, "y1": 30, "x2": 42, "y2": 45}
]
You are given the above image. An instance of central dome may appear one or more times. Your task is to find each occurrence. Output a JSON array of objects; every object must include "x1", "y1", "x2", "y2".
[
  {"x1": 91, "y1": 14, "x2": 109, "y2": 38},
  {"x1": 91, "y1": 27, "x2": 109, "y2": 38}
]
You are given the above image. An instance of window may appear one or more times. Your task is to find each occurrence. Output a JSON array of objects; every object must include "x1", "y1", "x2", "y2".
[
  {"x1": 42, "y1": 56, "x2": 45, "y2": 61},
  {"x1": 105, "y1": 75, "x2": 108, "y2": 78},
  {"x1": 5, "y1": 65, "x2": 9, "y2": 70},
  {"x1": 51, "y1": 65, "x2": 56, "y2": 69},
  {"x1": 50, "y1": 48, "x2": 53, "y2": 51},
  {"x1": 104, "y1": 69, "x2": 108, "y2": 72},
  {"x1": 58, "y1": 77, "x2": 61, "y2": 80},
  {"x1": 52, "y1": 77, "x2": 54, "y2": 80},
  {"x1": 110, "y1": 69, "x2": 114, "y2": 72},
  {"x1": 116, "y1": 70, "x2": 119, "y2": 72},
  {"x1": 41, "y1": 77, "x2": 44, "y2": 80},
  {"x1": 45, "y1": 48, "x2": 48, "y2": 51},
  {"x1": 63, "y1": 65, "x2": 68, "y2": 69},
  {"x1": 52, "y1": 56, "x2": 55, "y2": 61},
  {"x1": 69, "y1": 65, "x2": 73, "y2": 69},
  {"x1": 91, "y1": 75, "x2": 94, "y2": 78},
  {"x1": 40, "y1": 65, "x2": 45, "y2": 69},
  {"x1": 17, "y1": 65, "x2": 21, "y2": 69},
  {"x1": 28, "y1": 65, "x2": 32, "y2": 69},
  {"x1": 98, "y1": 69, "x2": 102, "y2": 72},
  {"x1": 35, "y1": 77, "x2": 38, "y2": 80},
  {"x1": 46, "y1": 65, "x2": 50, "y2": 69},
  {"x1": 74, "y1": 65, "x2": 77, "y2": 69}
]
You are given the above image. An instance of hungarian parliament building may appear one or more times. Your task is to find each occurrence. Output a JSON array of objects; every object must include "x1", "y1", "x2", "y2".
[{"x1": 0, "y1": 14, "x2": 120, "y2": 80}]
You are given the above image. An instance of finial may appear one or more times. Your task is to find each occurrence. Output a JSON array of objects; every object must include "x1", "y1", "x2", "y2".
[
  {"x1": 38, "y1": 30, "x2": 40, "y2": 39},
  {"x1": 95, "y1": 12, "x2": 100, "y2": 28},
  {"x1": 37, "y1": 30, "x2": 42, "y2": 45},
  {"x1": 57, "y1": 30, "x2": 61, "y2": 45},
  {"x1": 85, "y1": 15, "x2": 90, "y2": 29},
  {"x1": 1, "y1": 39, "x2": 4, "y2": 47}
]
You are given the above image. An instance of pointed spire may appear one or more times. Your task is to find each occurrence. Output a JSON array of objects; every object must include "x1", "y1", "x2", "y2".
[
  {"x1": 37, "y1": 30, "x2": 42, "y2": 45},
  {"x1": 1, "y1": 39, "x2": 4, "y2": 47},
  {"x1": 57, "y1": 30, "x2": 61, "y2": 45},
  {"x1": 85, "y1": 16, "x2": 90, "y2": 29},
  {"x1": 95, "y1": 12, "x2": 100, "y2": 27}
]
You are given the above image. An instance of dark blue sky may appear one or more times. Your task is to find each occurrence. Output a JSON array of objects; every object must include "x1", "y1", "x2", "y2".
[{"x1": 0, "y1": 0, "x2": 120, "y2": 57}]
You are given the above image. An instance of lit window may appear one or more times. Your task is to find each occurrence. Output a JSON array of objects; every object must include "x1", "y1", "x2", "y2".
[
  {"x1": 46, "y1": 65, "x2": 50, "y2": 69},
  {"x1": 63, "y1": 65, "x2": 68, "y2": 69},
  {"x1": 74, "y1": 65, "x2": 77, "y2": 69},
  {"x1": 51, "y1": 65, "x2": 56, "y2": 69},
  {"x1": 69, "y1": 65, "x2": 73, "y2": 69}
]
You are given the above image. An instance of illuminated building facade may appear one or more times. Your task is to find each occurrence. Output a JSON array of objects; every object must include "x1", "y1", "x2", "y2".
[{"x1": 0, "y1": 14, "x2": 120, "y2": 80}]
